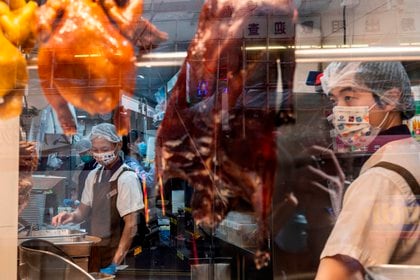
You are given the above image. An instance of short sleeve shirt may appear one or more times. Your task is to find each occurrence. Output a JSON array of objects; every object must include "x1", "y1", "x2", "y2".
[
  {"x1": 81, "y1": 164, "x2": 144, "y2": 217},
  {"x1": 321, "y1": 138, "x2": 420, "y2": 267}
]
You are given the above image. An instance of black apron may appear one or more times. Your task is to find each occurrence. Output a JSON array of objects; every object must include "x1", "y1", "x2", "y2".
[{"x1": 89, "y1": 166, "x2": 128, "y2": 272}]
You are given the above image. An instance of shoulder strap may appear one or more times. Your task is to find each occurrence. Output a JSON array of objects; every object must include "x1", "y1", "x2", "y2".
[
  {"x1": 372, "y1": 161, "x2": 420, "y2": 196},
  {"x1": 110, "y1": 167, "x2": 134, "y2": 184}
]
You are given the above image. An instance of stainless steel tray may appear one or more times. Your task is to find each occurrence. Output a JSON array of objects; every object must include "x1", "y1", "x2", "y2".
[
  {"x1": 366, "y1": 264, "x2": 420, "y2": 280},
  {"x1": 18, "y1": 229, "x2": 88, "y2": 244}
]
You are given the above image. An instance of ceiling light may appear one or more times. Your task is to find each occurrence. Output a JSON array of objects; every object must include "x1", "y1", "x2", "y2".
[
  {"x1": 142, "y1": 51, "x2": 187, "y2": 59},
  {"x1": 136, "y1": 61, "x2": 184, "y2": 67},
  {"x1": 295, "y1": 46, "x2": 420, "y2": 63}
]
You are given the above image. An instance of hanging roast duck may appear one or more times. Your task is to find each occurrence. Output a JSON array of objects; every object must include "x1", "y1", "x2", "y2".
[{"x1": 155, "y1": 0, "x2": 297, "y2": 268}]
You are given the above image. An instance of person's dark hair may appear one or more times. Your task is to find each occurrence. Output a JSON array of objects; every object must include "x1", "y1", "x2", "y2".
[
  {"x1": 122, "y1": 129, "x2": 141, "y2": 156},
  {"x1": 128, "y1": 130, "x2": 139, "y2": 143},
  {"x1": 121, "y1": 135, "x2": 129, "y2": 156}
]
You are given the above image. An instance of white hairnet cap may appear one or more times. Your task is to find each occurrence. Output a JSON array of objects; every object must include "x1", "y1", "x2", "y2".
[
  {"x1": 90, "y1": 123, "x2": 121, "y2": 143},
  {"x1": 321, "y1": 62, "x2": 414, "y2": 119},
  {"x1": 74, "y1": 138, "x2": 92, "y2": 153}
]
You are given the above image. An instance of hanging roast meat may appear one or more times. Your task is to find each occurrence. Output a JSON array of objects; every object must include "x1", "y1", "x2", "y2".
[
  {"x1": 0, "y1": 0, "x2": 37, "y2": 119},
  {"x1": 34, "y1": 0, "x2": 166, "y2": 135},
  {"x1": 19, "y1": 141, "x2": 38, "y2": 214},
  {"x1": 155, "y1": 0, "x2": 296, "y2": 268}
]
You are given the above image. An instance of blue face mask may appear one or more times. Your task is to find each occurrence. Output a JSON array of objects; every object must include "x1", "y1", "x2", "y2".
[
  {"x1": 80, "y1": 154, "x2": 93, "y2": 163},
  {"x1": 137, "y1": 142, "x2": 147, "y2": 157}
]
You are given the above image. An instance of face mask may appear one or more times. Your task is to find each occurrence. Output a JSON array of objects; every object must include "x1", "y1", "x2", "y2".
[
  {"x1": 92, "y1": 150, "x2": 116, "y2": 166},
  {"x1": 331, "y1": 104, "x2": 389, "y2": 149},
  {"x1": 80, "y1": 154, "x2": 93, "y2": 163},
  {"x1": 137, "y1": 142, "x2": 147, "y2": 157}
]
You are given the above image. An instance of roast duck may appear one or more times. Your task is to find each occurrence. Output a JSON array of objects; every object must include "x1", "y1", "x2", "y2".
[
  {"x1": 0, "y1": 0, "x2": 37, "y2": 118},
  {"x1": 34, "y1": 0, "x2": 167, "y2": 135},
  {"x1": 156, "y1": 0, "x2": 297, "y2": 268}
]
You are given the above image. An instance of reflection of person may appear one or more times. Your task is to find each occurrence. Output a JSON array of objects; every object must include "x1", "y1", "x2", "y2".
[
  {"x1": 52, "y1": 123, "x2": 143, "y2": 275},
  {"x1": 197, "y1": 80, "x2": 208, "y2": 97},
  {"x1": 315, "y1": 62, "x2": 420, "y2": 279},
  {"x1": 73, "y1": 138, "x2": 97, "y2": 200},
  {"x1": 122, "y1": 130, "x2": 155, "y2": 196}
]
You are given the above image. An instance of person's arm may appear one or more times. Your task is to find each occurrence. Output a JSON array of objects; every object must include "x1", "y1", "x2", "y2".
[
  {"x1": 316, "y1": 256, "x2": 364, "y2": 280},
  {"x1": 112, "y1": 211, "x2": 138, "y2": 265},
  {"x1": 51, "y1": 203, "x2": 90, "y2": 226}
]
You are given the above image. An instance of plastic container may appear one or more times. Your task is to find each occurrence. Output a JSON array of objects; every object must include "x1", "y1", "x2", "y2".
[{"x1": 220, "y1": 212, "x2": 258, "y2": 247}]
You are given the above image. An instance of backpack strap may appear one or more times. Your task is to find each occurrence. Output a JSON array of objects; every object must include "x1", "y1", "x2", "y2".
[{"x1": 372, "y1": 161, "x2": 420, "y2": 198}]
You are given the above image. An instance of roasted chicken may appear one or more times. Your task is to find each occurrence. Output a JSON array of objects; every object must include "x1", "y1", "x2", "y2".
[
  {"x1": 0, "y1": 0, "x2": 37, "y2": 119},
  {"x1": 155, "y1": 0, "x2": 297, "y2": 268},
  {"x1": 34, "y1": 0, "x2": 166, "y2": 135}
]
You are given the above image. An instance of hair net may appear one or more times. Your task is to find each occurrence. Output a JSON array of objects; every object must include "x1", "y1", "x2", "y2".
[
  {"x1": 74, "y1": 138, "x2": 92, "y2": 154},
  {"x1": 90, "y1": 123, "x2": 121, "y2": 143},
  {"x1": 321, "y1": 62, "x2": 414, "y2": 119}
]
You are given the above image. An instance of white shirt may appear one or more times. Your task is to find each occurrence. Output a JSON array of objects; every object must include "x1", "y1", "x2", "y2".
[
  {"x1": 321, "y1": 137, "x2": 420, "y2": 267},
  {"x1": 81, "y1": 164, "x2": 144, "y2": 217}
]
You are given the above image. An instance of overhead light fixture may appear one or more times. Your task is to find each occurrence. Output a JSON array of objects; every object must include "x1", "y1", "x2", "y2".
[
  {"x1": 135, "y1": 60, "x2": 184, "y2": 67},
  {"x1": 244, "y1": 45, "x2": 287, "y2": 51},
  {"x1": 141, "y1": 51, "x2": 187, "y2": 59},
  {"x1": 136, "y1": 51, "x2": 187, "y2": 68},
  {"x1": 296, "y1": 46, "x2": 420, "y2": 63},
  {"x1": 74, "y1": 53, "x2": 102, "y2": 58}
]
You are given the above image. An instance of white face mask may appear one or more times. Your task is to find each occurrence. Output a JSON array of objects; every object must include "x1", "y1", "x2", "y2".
[
  {"x1": 331, "y1": 104, "x2": 389, "y2": 149},
  {"x1": 92, "y1": 150, "x2": 117, "y2": 166}
]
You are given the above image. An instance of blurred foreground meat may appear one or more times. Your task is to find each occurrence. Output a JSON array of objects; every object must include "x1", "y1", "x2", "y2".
[
  {"x1": 0, "y1": 0, "x2": 37, "y2": 118},
  {"x1": 19, "y1": 141, "x2": 38, "y2": 214},
  {"x1": 156, "y1": 0, "x2": 296, "y2": 268},
  {"x1": 34, "y1": 0, "x2": 167, "y2": 135}
]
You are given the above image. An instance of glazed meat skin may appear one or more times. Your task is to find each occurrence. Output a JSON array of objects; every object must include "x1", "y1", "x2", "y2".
[
  {"x1": 0, "y1": 0, "x2": 37, "y2": 118},
  {"x1": 34, "y1": 0, "x2": 167, "y2": 135},
  {"x1": 19, "y1": 141, "x2": 38, "y2": 214},
  {"x1": 35, "y1": 0, "x2": 138, "y2": 135},
  {"x1": 155, "y1": 0, "x2": 296, "y2": 268}
]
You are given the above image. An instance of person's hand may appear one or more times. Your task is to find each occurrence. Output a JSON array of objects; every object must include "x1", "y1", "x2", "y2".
[
  {"x1": 51, "y1": 211, "x2": 74, "y2": 227},
  {"x1": 100, "y1": 263, "x2": 117, "y2": 275},
  {"x1": 305, "y1": 145, "x2": 345, "y2": 219}
]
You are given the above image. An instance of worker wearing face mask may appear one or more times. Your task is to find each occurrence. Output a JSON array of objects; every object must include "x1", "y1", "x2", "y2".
[
  {"x1": 315, "y1": 62, "x2": 420, "y2": 279},
  {"x1": 122, "y1": 131, "x2": 155, "y2": 192},
  {"x1": 52, "y1": 123, "x2": 144, "y2": 275},
  {"x1": 73, "y1": 138, "x2": 97, "y2": 200}
]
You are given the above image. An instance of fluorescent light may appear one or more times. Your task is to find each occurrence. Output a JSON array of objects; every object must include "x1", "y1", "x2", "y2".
[
  {"x1": 295, "y1": 46, "x2": 420, "y2": 63},
  {"x1": 136, "y1": 51, "x2": 187, "y2": 67},
  {"x1": 74, "y1": 54, "x2": 102, "y2": 58},
  {"x1": 135, "y1": 60, "x2": 184, "y2": 67},
  {"x1": 244, "y1": 46, "x2": 287, "y2": 51},
  {"x1": 142, "y1": 51, "x2": 187, "y2": 59}
]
